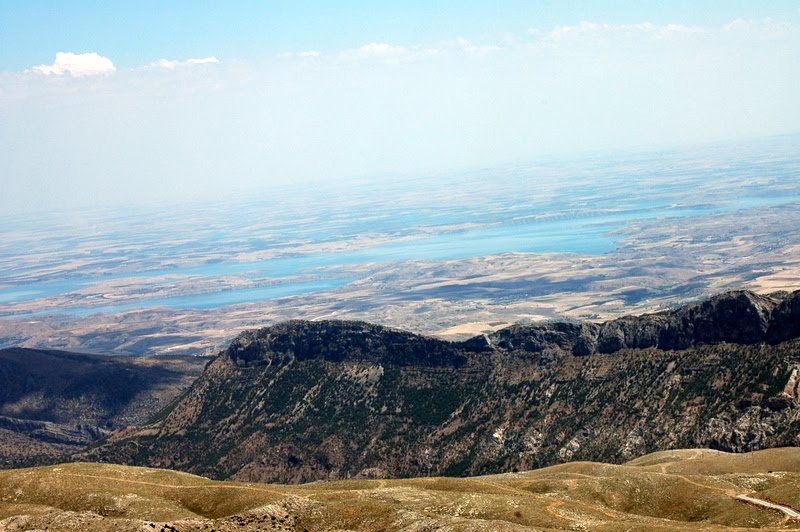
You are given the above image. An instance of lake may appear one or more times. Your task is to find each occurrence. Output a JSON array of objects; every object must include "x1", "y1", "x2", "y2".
[{"x1": 1, "y1": 143, "x2": 799, "y2": 318}]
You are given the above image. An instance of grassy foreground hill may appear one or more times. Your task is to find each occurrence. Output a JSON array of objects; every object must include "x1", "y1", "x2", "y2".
[
  {"x1": 84, "y1": 290, "x2": 800, "y2": 483},
  {"x1": 1, "y1": 448, "x2": 800, "y2": 531}
]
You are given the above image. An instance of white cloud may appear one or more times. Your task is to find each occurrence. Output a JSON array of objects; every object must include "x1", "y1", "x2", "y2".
[
  {"x1": 663, "y1": 23, "x2": 704, "y2": 34},
  {"x1": 725, "y1": 18, "x2": 749, "y2": 32},
  {"x1": 32, "y1": 52, "x2": 115, "y2": 76},
  {"x1": 449, "y1": 37, "x2": 503, "y2": 56},
  {"x1": 186, "y1": 57, "x2": 220, "y2": 65},
  {"x1": 340, "y1": 42, "x2": 441, "y2": 64},
  {"x1": 277, "y1": 50, "x2": 321, "y2": 59},
  {"x1": 723, "y1": 16, "x2": 797, "y2": 34},
  {"x1": 548, "y1": 21, "x2": 600, "y2": 39},
  {"x1": 354, "y1": 42, "x2": 409, "y2": 59},
  {"x1": 152, "y1": 59, "x2": 179, "y2": 69},
  {"x1": 535, "y1": 18, "x2": 800, "y2": 43},
  {"x1": 544, "y1": 21, "x2": 704, "y2": 41},
  {"x1": 149, "y1": 56, "x2": 220, "y2": 70}
]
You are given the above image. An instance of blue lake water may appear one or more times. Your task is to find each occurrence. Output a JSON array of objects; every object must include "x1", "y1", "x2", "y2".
[
  {"x1": 21, "y1": 278, "x2": 354, "y2": 318},
  {"x1": 2, "y1": 190, "x2": 799, "y2": 317}
]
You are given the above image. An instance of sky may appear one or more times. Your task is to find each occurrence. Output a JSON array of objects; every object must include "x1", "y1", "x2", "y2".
[{"x1": 1, "y1": 1, "x2": 799, "y2": 214}]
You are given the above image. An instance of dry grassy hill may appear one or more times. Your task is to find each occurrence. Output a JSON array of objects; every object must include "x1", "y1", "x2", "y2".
[{"x1": 1, "y1": 448, "x2": 799, "y2": 531}]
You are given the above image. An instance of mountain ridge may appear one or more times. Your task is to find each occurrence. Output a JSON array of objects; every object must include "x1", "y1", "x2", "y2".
[
  {"x1": 225, "y1": 289, "x2": 800, "y2": 367},
  {"x1": 83, "y1": 289, "x2": 800, "y2": 483}
]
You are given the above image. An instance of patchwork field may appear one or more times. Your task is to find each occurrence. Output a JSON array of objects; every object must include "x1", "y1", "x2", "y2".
[{"x1": 1, "y1": 138, "x2": 799, "y2": 356}]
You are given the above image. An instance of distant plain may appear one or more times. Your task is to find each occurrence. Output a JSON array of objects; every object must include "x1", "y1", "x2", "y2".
[{"x1": 1, "y1": 135, "x2": 798, "y2": 355}]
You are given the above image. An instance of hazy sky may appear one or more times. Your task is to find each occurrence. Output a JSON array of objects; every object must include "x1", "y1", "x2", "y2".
[{"x1": 1, "y1": 1, "x2": 799, "y2": 214}]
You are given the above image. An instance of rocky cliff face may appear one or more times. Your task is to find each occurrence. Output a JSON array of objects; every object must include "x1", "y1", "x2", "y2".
[
  {"x1": 494, "y1": 289, "x2": 796, "y2": 356},
  {"x1": 85, "y1": 290, "x2": 800, "y2": 483}
]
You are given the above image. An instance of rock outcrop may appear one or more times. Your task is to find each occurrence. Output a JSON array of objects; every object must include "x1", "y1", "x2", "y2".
[{"x1": 506, "y1": 289, "x2": 798, "y2": 355}]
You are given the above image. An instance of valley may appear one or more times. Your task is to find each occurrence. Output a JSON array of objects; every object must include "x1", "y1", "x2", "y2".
[{"x1": 0, "y1": 348, "x2": 207, "y2": 468}]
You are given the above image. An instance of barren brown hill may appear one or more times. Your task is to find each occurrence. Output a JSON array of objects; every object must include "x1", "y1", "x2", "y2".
[{"x1": 2, "y1": 448, "x2": 800, "y2": 531}]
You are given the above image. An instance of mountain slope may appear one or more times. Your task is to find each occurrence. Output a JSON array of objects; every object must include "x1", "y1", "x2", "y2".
[
  {"x1": 84, "y1": 290, "x2": 800, "y2": 483},
  {"x1": 0, "y1": 348, "x2": 207, "y2": 467},
  {"x1": 3, "y1": 448, "x2": 800, "y2": 531}
]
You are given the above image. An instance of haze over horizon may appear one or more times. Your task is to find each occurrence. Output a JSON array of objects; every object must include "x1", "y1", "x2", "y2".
[{"x1": 1, "y1": 1, "x2": 799, "y2": 214}]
